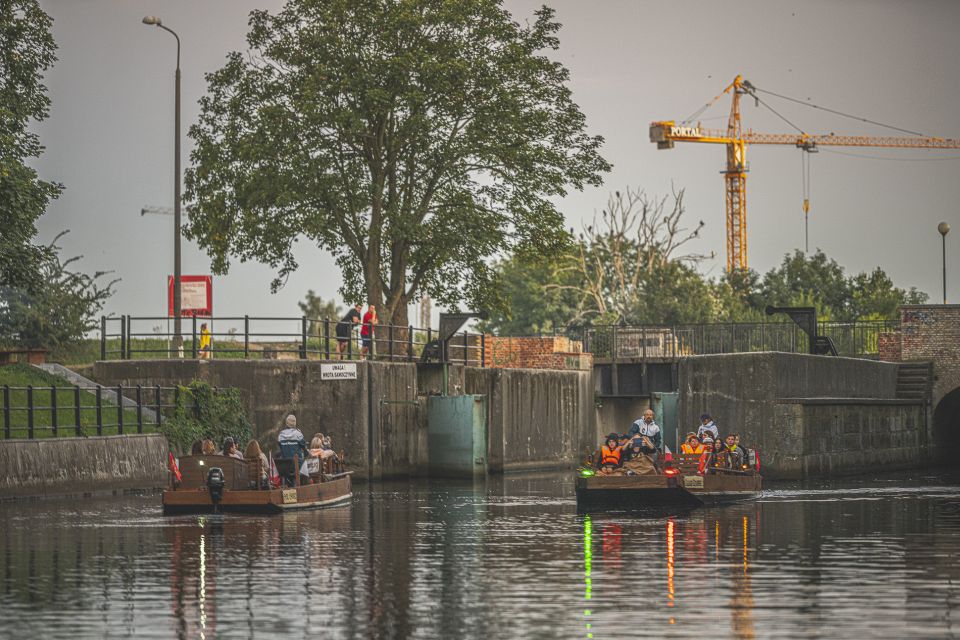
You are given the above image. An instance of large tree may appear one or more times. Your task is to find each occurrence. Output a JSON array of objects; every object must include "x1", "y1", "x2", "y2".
[
  {"x1": 0, "y1": 0, "x2": 62, "y2": 292},
  {"x1": 185, "y1": 0, "x2": 609, "y2": 326}
]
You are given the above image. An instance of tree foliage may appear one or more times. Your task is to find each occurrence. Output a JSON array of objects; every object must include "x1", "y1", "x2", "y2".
[
  {"x1": 0, "y1": 0, "x2": 62, "y2": 292},
  {"x1": 160, "y1": 380, "x2": 253, "y2": 454},
  {"x1": 551, "y1": 187, "x2": 707, "y2": 324},
  {"x1": 185, "y1": 0, "x2": 609, "y2": 326},
  {"x1": 488, "y1": 188, "x2": 927, "y2": 333},
  {"x1": 0, "y1": 232, "x2": 118, "y2": 350},
  {"x1": 298, "y1": 289, "x2": 343, "y2": 334}
]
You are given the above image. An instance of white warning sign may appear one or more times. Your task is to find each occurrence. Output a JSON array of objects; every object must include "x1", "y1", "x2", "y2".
[{"x1": 321, "y1": 362, "x2": 358, "y2": 380}]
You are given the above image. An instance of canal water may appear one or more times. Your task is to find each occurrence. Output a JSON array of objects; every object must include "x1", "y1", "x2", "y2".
[{"x1": 3, "y1": 470, "x2": 960, "y2": 639}]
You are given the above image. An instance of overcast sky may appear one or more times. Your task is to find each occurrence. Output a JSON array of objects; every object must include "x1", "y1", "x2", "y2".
[{"x1": 31, "y1": 0, "x2": 960, "y2": 327}]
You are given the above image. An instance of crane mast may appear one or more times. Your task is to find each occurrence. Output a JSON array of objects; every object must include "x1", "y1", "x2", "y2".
[
  {"x1": 650, "y1": 75, "x2": 960, "y2": 271},
  {"x1": 724, "y1": 76, "x2": 748, "y2": 271}
]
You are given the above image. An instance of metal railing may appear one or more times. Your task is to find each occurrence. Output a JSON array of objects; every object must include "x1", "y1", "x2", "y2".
[
  {"x1": 99, "y1": 316, "x2": 486, "y2": 366},
  {"x1": 583, "y1": 320, "x2": 897, "y2": 360},
  {"x1": 0, "y1": 384, "x2": 195, "y2": 439}
]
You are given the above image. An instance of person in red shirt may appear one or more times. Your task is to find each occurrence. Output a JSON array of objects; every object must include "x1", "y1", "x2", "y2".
[{"x1": 360, "y1": 304, "x2": 378, "y2": 359}]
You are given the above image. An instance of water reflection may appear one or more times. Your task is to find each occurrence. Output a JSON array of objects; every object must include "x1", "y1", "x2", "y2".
[{"x1": 1, "y1": 471, "x2": 960, "y2": 638}]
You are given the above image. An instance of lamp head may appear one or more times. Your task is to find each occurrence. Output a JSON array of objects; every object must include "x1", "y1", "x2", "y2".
[
  {"x1": 939, "y1": 222, "x2": 951, "y2": 237},
  {"x1": 142, "y1": 16, "x2": 162, "y2": 26}
]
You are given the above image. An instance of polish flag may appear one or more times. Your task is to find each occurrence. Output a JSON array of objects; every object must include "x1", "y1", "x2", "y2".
[
  {"x1": 268, "y1": 452, "x2": 280, "y2": 488},
  {"x1": 168, "y1": 452, "x2": 182, "y2": 483}
]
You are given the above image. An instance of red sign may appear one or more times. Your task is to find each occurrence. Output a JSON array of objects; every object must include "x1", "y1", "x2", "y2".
[{"x1": 167, "y1": 275, "x2": 213, "y2": 317}]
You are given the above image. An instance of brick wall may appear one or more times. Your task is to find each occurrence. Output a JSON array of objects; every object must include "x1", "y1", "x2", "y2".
[
  {"x1": 483, "y1": 336, "x2": 592, "y2": 371},
  {"x1": 878, "y1": 329, "x2": 902, "y2": 362},
  {"x1": 898, "y1": 305, "x2": 960, "y2": 406}
]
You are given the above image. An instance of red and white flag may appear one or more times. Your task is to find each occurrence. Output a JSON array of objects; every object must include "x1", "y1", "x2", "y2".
[
  {"x1": 268, "y1": 452, "x2": 280, "y2": 488},
  {"x1": 168, "y1": 452, "x2": 182, "y2": 483}
]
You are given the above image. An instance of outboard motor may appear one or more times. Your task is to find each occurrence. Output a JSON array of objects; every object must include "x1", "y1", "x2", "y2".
[{"x1": 206, "y1": 467, "x2": 225, "y2": 509}]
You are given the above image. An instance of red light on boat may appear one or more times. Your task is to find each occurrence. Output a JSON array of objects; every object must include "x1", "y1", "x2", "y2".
[{"x1": 664, "y1": 468, "x2": 679, "y2": 476}]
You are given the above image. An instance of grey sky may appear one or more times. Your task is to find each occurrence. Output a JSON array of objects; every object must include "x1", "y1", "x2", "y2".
[{"x1": 32, "y1": 0, "x2": 960, "y2": 326}]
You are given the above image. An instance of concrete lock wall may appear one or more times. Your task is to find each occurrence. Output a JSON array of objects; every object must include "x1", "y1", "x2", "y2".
[
  {"x1": 0, "y1": 434, "x2": 168, "y2": 499},
  {"x1": 678, "y1": 352, "x2": 927, "y2": 479},
  {"x1": 464, "y1": 367, "x2": 595, "y2": 473},
  {"x1": 93, "y1": 359, "x2": 427, "y2": 480},
  {"x1": 774, "y1": 400, "x2": 927, "y2": 478},
  {"x1": 94, "y1": 360, "x2": 593, "y2": 478}
]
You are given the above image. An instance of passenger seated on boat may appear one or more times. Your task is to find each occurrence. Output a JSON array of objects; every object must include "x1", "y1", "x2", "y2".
[
  {"x1": 190, "y1": 441, "x2": 203, "y2": 455},
  {"x1": 700, "y1": 438, "x2": 729, "y2": 474},
  {"x1": 724, "y1": 434, "x2": 745, "y2": 470},
  {"x1": 222, "y1": 437, "x2": 245, "y2": 460},
  {"x1": 309, "y1": 433, "x2": 337, "y2": 460},
  {"x1": 696, "y1": 437, "x2": 714, "y2": 474},
  {"x1": 627, "y1": 410, "x2": 663, "y2": 453},
  {"x1": 680, "y1": 432, "x2": 704, "y2": 454},
  {"x1": 621, "y1": 437, "x2": 658, "y2": 476},
  {"x1": 697, "y1": 414, "x2": 719, "y2": 441},
  {"x1": 201, "y1": 439, "x2": 217, "y2": 456},
  {"x1": 598, "y1": 433, "x2": 623, "y2": 474},
  {"x1": 244, "y1": 439, "x2": 270, "y2": 487},
  {"x1": 278, "y1": 414, "x2": 309, "y2": 461}
]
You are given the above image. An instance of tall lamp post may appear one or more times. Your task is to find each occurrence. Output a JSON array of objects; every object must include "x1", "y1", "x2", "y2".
[
  {"x1": 142, "y1": 15, "x2": 183, "y2": 355},
  {"x1": 939, "y1": 222, "x2": 951, "y2": 304}
]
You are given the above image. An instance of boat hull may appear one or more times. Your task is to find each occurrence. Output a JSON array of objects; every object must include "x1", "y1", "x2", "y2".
[
  {"x1": 163, "y1": 473, "x2": 352, "y2": 515},
  {"x1": 575, "y1": 472, "x2": 761, "y2": 512}
]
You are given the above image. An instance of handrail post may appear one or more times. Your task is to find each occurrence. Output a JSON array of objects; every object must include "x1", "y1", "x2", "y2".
[
  {"x1": 51, "y1": 387, "x2": 58, "y2": 437},
  {"x1": 117, "y1": 384, "x2": 124, "y2": 435},
  {"x1": 73, "y1": 386, "x2": 81, "y2": 436},
  {"x1": 294, "y1": 453, "x2": 300, "y2": 487},
  {"x1": 324, "y1": 319, "x2": 330, "y2": 360},
  {"x1": 300, "y1": 316, "x2": 308, "y2": 359},
  {"x1": 3, "y1": 386, "x2": 10, "y2": 438},
  {"x1": 95, "y1": 385, "x2": 103, "y2": 436},
  {"x1": 244, "y1": 315, "x2": 250, "y2": 359},
  {"x1": 481, "y1": 333, "x2": 486, "y2": 368},
  {"x1": 191, "y1": 316, "x2": 197, "y2": 359},
  {"x1": 407, "y1": 325, "x2": 414, "y2": 363},
  {"x1": 347, "y1": 327, "x2": 353, "y2": 360},
  {"x1": 100, "y1": 316, "x2": 107, "y2": 360},
  {"x1": 155, "y1": 386, "x2": 162, "y2": 426},
  {"x1": 388, "y1": 324, "x2": 394, "y2": 361},
  {"x1": 26, "y1": 385, "x2": 34, "y2": 439},
  {"x1": 120, "y1": 316, "x2": 127, "y2": 359},
  {"x1": 136, "y1": 385, "x2": 143, "y2": 434},
  {"x1": 463, "y1": 330, "x2": 468, "y2": 364},
  {"x1": 641, "y1": 326, "x2": 647, "y2": 360},
  {"x1": 126, "y1": 315, "x2": 133, "y2": 358}
]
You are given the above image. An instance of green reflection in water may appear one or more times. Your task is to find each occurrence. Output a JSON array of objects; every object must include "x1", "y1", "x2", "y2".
[{"x1": 583, "y1": 515, "x2": 593, "y2": 638}]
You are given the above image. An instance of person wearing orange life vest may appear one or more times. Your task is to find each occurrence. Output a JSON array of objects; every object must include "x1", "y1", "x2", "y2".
[
  {"x1": 598, "y1": 433, "x2": 623, "y2": 474},
  {"x1": 680, "y1": 432, "x2": 704, "y2": 454}
]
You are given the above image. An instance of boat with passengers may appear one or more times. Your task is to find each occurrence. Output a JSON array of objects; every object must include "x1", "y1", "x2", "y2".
[
  {"x1": 163, "y1": 451, "x2": 352, "y2": 515},
  {"x1": 575, "y1": 451, "x2": 762, "y2": 512}
]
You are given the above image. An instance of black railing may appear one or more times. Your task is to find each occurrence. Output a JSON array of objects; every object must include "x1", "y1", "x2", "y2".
[
  {"x1": 99, "y1": 316, "x2": 485, "y2": 366},
  {"x1": 1, "y1": 384, "x2": 192, "y2": 439},
  {"x1": 584, "y1": 320, "x2": 897, "y2": 360}
]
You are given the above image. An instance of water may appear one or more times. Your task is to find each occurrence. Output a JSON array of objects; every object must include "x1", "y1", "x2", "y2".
[{"x1": 3, "y1": 470, "x2": 960, "y2": 639}]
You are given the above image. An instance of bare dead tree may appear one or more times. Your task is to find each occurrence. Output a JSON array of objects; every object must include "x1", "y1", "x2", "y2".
[{"x1": 549, "y1": 186, "x2": 708, "y2": 323}]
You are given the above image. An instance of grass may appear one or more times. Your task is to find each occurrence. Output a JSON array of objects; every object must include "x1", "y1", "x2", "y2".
[{"x1": 0, "y1": 364, "x2": 156, "y2": 439}]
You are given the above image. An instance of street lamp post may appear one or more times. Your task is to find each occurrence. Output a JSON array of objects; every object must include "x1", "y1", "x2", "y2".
[
  {"x1": 939, "y1": 222, "x2": 951, "y2": 304},
  {"x1": 142, "y1": 15, "x2": 183, "y2": 355}
]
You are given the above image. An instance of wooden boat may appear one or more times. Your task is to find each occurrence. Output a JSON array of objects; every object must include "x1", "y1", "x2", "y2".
[
  {"x1": 162, "y1": 453, "x2": 352, "y2": 515},
  {"x1": 575, "y1": 453, "x2": 762, "y2": 512}
]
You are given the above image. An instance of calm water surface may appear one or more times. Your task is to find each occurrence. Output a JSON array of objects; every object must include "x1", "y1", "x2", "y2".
[{"x1": 3, "y1": 470, "x2": 960, "y2": 639}]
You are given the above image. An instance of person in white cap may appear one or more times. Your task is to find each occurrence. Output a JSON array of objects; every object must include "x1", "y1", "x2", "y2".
[{"x1": 278, "y1": 413, "x2": 308, "y2": 460}]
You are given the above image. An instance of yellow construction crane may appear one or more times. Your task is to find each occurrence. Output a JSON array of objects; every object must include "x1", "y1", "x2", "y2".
[{"x1": 650, "y1": 75, "x2": 960, "y2": 271}]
